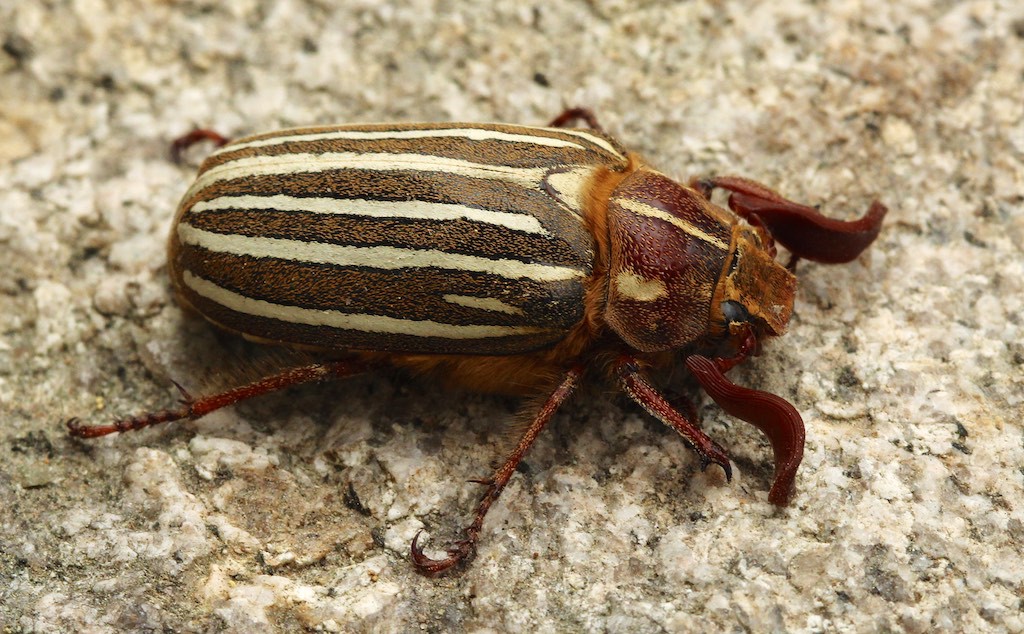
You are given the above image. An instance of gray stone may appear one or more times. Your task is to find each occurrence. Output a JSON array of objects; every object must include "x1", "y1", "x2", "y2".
[{"x1": 2, "y1": 1, "x2": 1021, "y2": 632}]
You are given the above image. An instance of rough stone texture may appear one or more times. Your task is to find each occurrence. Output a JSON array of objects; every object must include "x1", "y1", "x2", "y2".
[{"x1": 2, "y1": 1, "x2": 1022, "y2": 632}]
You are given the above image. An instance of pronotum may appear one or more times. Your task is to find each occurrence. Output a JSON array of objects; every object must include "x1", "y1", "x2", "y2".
[{"x1": 69, "y1": 108, "x2": 886, "y2": 574}]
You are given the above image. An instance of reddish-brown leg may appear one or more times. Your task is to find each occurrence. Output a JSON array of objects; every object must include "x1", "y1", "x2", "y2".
[
  {"x1": 615, "y1": 356, "x2": 732, "y2": 480},
  {"x1": 548, "y1": 107, "x2": 604, "y2": 132},
  {"x1": 170, "y1": 128, "x2": 230, "y2": 164},
  {"x1": 683, "y1": 327, "x2": 805, "y2": 506},
  {"x1": 690, "y1": 175, "x2": 887, "y2": 264},
  {"x1": 66, "y1": 360, "x2": 369, "y2": 438},
  {"x1": 411, "y1": 367, "x2": 582, "y2": 575}
]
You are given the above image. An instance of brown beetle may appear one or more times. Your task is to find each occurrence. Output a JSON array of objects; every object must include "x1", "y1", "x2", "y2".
[{"x1": 68, "y1": 108, "x2": 886, "y2": 573}]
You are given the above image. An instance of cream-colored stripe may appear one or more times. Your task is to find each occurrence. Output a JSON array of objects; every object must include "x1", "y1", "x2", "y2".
[
  {"x1": 184, "y1": 152, "x2": 550, "y2": 204},
  {"x1": 190, "y1": 195, "x2": 549, "y2": 235},
  {"x1": 543, "y1": 167, "x2": 595, "y2": 219},
  {"x1": 613, "y1": 197, "x2": 729, "y2": 250},
  {"x1": 615, "y1": 270, "x2": 668, "y2": 302},
  {"x1": 545, "y1": 127, "x2": 623, "y2": 158},
  {"x1": 442, "y1": 294, "x2": 525, "y2": 316},
  {"x1": 217, "y1": 127, "x2": 596, "y2": 154},
  {"x1": 178, "y1": 224, "x2": 583, "y2": 282},
  {"x1": 183, "y1": 272, "x2": 546, "y2": 339}
]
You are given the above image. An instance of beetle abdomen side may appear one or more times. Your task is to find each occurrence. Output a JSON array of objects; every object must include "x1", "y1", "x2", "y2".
[{"x1": 169, "y1": 124, "x2": 629, "y2": 355}]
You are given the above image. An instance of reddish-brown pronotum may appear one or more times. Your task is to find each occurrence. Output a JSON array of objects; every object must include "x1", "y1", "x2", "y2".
[{"x1": 68, "y1": 108, "x2": 886, "y2": 574}]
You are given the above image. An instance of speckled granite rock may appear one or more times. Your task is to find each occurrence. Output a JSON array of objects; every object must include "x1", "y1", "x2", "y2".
[{"x1": 2, "y1": 1, "x2": 1021, "y2": 632}]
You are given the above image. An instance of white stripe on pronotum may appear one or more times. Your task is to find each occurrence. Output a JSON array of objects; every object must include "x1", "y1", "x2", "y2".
[{"x1": 613, "y1": 197, "x2": 730, "y2": 250}]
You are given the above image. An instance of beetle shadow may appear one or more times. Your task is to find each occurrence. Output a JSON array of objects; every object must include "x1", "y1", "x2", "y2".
[{"x1": 164, "y1": 318, "x2": 529, "y2": 469}]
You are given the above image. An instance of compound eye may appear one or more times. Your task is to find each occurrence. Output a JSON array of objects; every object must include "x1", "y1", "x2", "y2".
[{"x1": 721, "y1": 300, "x2": 750, "y2": 324}]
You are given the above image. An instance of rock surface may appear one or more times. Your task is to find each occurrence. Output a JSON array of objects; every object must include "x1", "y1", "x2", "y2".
[{"x1": 2, "y1": 1, "x2": 1022, "y2": 632}]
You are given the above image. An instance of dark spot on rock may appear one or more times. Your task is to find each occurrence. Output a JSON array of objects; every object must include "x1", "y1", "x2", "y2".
[
  {"x1": 963, "y1": 231, "x2": 986, "y2": 248},
  {"x1": 1012, "y1": 19, "x2": 1024, "y2": 38},
  {"x1": 10, "y1": 431, "x2": 54, "y2": 458},
  {"x1": 2, "y1": 33, "x2": 33, "y2": 63},
  {"x1": 96, "y1": 73, "x2": 116, "y2": 91},
  {"x1": 836, "y1": 366, "x2": 860, "y2": 388},
  {"x1": 865, "y1": 544, "x2": 910, "y2": 602},
  {"x1": 344, "y1": 482, "x2": 372, "y2": 517}
]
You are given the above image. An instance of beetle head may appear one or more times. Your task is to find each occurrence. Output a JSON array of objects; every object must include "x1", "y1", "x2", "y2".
[{"x1": 710, "y1": 224, "x2": 796, "y2": 347}]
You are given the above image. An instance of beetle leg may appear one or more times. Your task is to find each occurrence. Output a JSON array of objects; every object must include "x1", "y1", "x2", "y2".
[
  {"x1": 65, "y1": 360, "x2": 368, "y2": 438},
  {"x1": 689, "y1": 175, "x2": 887, "y2": 264},
  {"x1": 547, "y1": 107, "x2": 604, "y2": 132},
  {"x1": 170, "y1": 128, "x2": 230, "y2": 164},
  {"x1": 614, "y1": 356, "x2": 732, "y2": 480},
  {"x1": 667, "y1": 393, "x2": 700, "y2": 427},
  {"x1": 411, "y1": 366, "x2": 582, "y2": 575},
  {"x1": 684, "y1": 351, "x2": 805, "y2": 506}
]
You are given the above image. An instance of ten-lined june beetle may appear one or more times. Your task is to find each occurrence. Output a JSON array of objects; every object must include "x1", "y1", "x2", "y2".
[{"x1": 68, "y1": 108, "x2": 886, "y2": 574}]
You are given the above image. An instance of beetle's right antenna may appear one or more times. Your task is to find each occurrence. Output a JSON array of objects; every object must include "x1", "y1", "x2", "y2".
[{"x1": 691, "y1": 176, "x2": 887, "y2": 265}]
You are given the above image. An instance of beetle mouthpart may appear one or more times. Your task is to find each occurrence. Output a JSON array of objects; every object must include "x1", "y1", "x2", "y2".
[{"x1": 685, "y1": 354, "x2": 805, "y2": 505}]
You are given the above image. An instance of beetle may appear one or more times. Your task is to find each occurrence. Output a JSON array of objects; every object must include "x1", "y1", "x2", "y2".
[{"x1": 68, "y1": 108, "x2": 886, "y2": 574}]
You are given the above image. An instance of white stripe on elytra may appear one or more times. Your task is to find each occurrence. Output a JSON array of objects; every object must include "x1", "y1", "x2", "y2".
[
  {"x1": 189, "y1": 195, "x2": 550, "y2": 235},
  {"x1": 543, "y1": 167, "x2": 594, "y2": 219},
  {"x1": 183, "y1": 152, "x2": 555, "y2": 204},
  {"x1": 612, "y1": 197, "x2": 730, "y2": 250},
  {"x1": 546, "y1": 127, "x2": 623, "y2": 158},
  {"x1": 177, "y1": 224, "x2": 584, "y2": 282},
  {"x1": 215, "y1": 126, "x2": 609, "y2": 155},
  {"x1": 183, "y1": 271, "x2": 547, "y2": 339},
  {"x1": 442, "y1": 294, "x2": 525, "y2": 316}
]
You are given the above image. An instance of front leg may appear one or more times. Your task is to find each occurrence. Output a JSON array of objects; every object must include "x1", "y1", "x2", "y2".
[{"x1": 614, "y1": 355, "x2": 732, "y2": 480}]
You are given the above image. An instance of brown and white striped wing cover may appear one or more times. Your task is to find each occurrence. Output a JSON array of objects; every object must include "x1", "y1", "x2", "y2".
[{"x1": 169, "y1": 123, "x2": 629, "y2": 354}]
